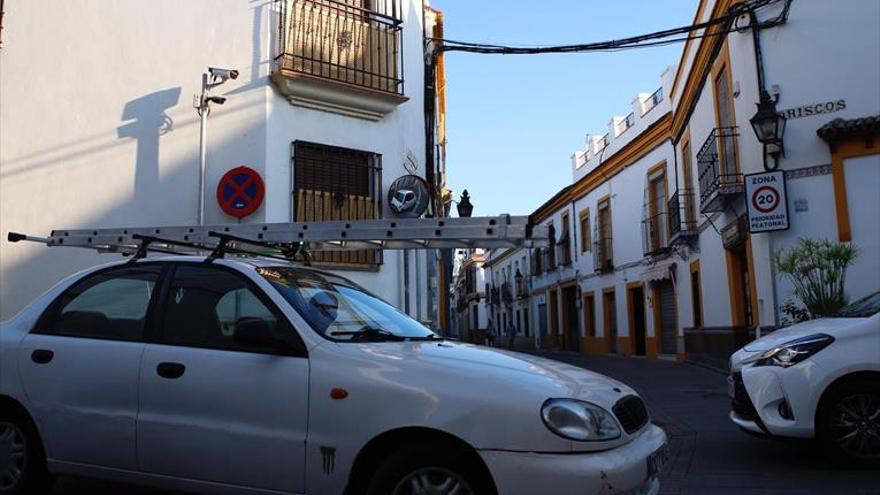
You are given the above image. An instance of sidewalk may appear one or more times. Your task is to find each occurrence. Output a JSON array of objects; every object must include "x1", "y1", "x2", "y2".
[{"x1": 527, "y1": 351, "x2": 880, "y2": 495}]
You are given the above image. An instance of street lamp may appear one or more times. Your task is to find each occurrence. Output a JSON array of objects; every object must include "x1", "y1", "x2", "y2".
[
  {"x1": 749, "y1": 91, "x2": 786, "y2": 171},
  {"x1": 457, "y1": 190, "x2": 474, "y2": 218},
  {"x1": 195, "y1": 66, "x2": 239, "y2": 224}
]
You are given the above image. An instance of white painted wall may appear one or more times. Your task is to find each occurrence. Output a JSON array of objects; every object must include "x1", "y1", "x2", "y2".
[
  {"x1": 0, "y1": 0, "x2": 432, "y2": 320},
  {"x1": 675, "y1": 0, "x2": 880, "y2": 327}
]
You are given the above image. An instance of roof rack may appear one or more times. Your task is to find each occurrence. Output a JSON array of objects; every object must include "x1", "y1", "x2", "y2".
[{"x1": 7, "y1": 215, "x2": 549, "y2": 261}]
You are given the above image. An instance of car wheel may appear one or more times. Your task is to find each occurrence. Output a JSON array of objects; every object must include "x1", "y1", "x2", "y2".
[
  {"x1": 366, "y1": 445, "x2": 492, "y2": 495},
  {"x1": 818, "y1": 380, "x2": 880, "y2": 468},
  {"x1": 0, "y1": 414, "x2": 52, "y2": 495}
]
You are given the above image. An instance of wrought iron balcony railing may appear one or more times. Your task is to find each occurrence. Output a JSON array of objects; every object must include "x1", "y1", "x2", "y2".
[
  {"x1": 641, "y1": 211, "x2": 669, "y2": 256},
  {"x1": 697, "y1": 127, "x2": 744, "y2": 213},
  {"x1": 668, "y1": 189, "x2": 698, "y2": 244},
  {"x1": 274, "y1": 0, "x2": 404, "y2": 95},
  {"x1": 642, "y1": 87, "x2": 663, "y2": 115},
  {"x1": 593, "y1": 236, "x2": 613, "y2": 273}
]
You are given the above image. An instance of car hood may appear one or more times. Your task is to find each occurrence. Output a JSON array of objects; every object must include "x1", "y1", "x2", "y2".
[
  {"x1": 742, "y1": 317, "x2": 865, "y2": 352},
  {"x1": 339, "y1": 340, "x2": 634, "y2": 406}
]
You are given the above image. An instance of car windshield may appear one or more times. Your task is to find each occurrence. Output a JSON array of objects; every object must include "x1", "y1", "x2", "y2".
[
  {"x1": 833, "y1": 290, "x2": 880, "y2": 318},
  {"x1": 257, "y1": 266, "x2": 436, "y2": 342}
]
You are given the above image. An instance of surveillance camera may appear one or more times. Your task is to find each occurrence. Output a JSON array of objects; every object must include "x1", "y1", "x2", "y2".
[
  {"x1": 206, "y1": 96, "x2": 227, "y2": 105},
  {"x1": 208, "y1": 67, "x2": 239, "y2": 81}
]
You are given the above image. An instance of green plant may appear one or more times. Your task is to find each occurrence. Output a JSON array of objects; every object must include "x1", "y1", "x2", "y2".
[
  {"x1": 779, "y1": 298, "x2": 810, "y2": 326},
  {"x1": 774, "y1": 238, "x2": 858, "y2": 318}
]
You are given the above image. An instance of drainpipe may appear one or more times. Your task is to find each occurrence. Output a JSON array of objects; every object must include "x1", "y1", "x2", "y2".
[{"x1": 748, "y1": 7, "x2": 782, "y2": 330}]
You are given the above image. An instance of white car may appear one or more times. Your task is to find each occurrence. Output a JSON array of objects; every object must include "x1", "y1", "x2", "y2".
[
  {"x1": 729, "y1": 291, "x2": 880, "y2": 467},
  {"x1": 0, "y1": 256, "x2": 667, "y2": 495}
]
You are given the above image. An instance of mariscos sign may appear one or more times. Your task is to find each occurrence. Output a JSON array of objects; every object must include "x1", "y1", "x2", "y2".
[{"x1": 744, "y1": 171, "x2": 789, "y2": 233}]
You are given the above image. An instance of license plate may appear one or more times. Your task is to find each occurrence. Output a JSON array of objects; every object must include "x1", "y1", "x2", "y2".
[{"x1": 647, "y1": 443, "x2": 669, "y2": 479}]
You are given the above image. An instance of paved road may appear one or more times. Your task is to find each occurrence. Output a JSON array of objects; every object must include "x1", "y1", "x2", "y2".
[
  {"x1": 529, "y1": 352, "x2": 880, "y2": 495},
  {"x1": 51, "y1": 352, "x2": 880, "y2": 495}
]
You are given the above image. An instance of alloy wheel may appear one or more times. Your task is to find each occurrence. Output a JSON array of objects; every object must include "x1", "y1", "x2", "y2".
[
  {"x1": 0, "y1": 422, "x2": 27, "y2": 491},
  {"x1": 830, "y1": 392, "x2": 880, "y2": 460},
  {"x1": 392, "y1": 467, "x2": 475, "y2": 495}
]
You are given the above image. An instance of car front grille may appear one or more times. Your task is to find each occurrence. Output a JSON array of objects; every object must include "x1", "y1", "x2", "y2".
[
  {"x1": 730, "y1": 372, "x2": 759, "y2": 420},
  {"x1": 612, "y1": 395, "x2": 649, "y2": 434}
]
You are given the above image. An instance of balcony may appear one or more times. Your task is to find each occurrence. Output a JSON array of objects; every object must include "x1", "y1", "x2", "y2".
[
  {"x1": 272, "y1": 0, "x2": 407, "y2": 120},
  {"x1": 594, "y1": 237, "x2": 613, "y2": 273},
  {"x1": 642, "y1": 87, "x2": 663, "y2": 115},
  {"x1": 641, "y1": 211, "x2": 669, "y2": 257},
  {"x1": 668, "y1": 189, "x2": 698, "y2": 244},
  {"x1": 697, "y1": 127, "x2": 744, "y2": 212}
]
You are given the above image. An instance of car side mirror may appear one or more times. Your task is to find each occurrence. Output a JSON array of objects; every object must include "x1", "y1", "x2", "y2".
[{"x1": 234, "y1": 318, "x2": 283, "y2": 349}]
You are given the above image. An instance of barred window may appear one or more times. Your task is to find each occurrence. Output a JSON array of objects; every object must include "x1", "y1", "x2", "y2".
[{"x1": 292, "y1": 141, "x2": 382, "y2": 269}]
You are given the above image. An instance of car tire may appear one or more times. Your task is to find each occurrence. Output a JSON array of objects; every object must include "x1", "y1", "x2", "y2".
[
  {"x1": 817, "y1": 379, "x2": 880, "y2": 468},
  {"x1": 365, "y1": 445, "x2": 494, "y2": 495},
  {"x1": 0, "y1": 411, "x2": 53, "y2": 495}
]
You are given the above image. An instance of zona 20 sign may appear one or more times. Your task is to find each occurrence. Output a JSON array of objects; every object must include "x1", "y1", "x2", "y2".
[{"x1": 744, "y1": 170, "x2": 789, "y2": 233}]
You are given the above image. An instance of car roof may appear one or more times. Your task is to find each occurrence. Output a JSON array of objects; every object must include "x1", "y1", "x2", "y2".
[{"x1": 97, "y1": 255, "x2": 333, "y2": 275}]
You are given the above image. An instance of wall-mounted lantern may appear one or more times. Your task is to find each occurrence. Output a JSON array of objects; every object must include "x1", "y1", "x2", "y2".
[
  {"x1": 749, "y1": 91, "x2": 787, "y2": 170},
  {"x1": 457, "y1": 190, "x2": 474, "y2": 218}
]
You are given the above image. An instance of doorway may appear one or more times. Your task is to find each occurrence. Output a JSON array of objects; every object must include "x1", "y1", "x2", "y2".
[
  {"x1": 656, "y1": 280, "x2": 678, "y2": 355},
  {"x1": 562, "y1": 286, "x2": 580, "y2": 352},
  {"x1": 726, "y1": 240, "x2": 757, "y2": 328},
  {"x1": 538, "y1": 303, "x2": 548, "y2": 349},
  {"x1": 603, "y1": 289, "x2": 618, "y2": 354},
  {"x1": 629, "y1": 285, "x2": 647, "y2": 356},
  {"x1": 548, "y1": 290, "x2": 559, "y2": 349}
]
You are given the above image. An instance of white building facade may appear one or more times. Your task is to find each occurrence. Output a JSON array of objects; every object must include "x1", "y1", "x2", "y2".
[
  {"x1": 483, "y1": 247, "x2": 534, "y2": 348},
  {"x1": 0, "y1": 0, "x2": 447, "y2": 322},
  {"x1": 668, "y1": 0, "x2": 880, "y2": 367},
  {"x1": 524, "y1": 0, "x2": 879, "y2": 368},
  {"x1": 449, "y1": 248, "x2": 488, "y2": 342}
]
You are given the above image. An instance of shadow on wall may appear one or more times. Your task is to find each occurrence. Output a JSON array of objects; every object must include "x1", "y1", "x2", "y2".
[
  {"x1": 117, "y1": 87, "x2": 182, "y2": 209},
  {"x1": 1, "y1": 89, "x2": 262, "y2": 320}
]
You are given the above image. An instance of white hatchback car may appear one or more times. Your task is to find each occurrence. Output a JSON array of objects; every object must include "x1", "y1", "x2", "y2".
[
  {"x1": 0, "y1": 257, "x2": 667, "y2": 495},
  {"x1": 729, "y1": 291, "x2": 880, "y2": 467}
]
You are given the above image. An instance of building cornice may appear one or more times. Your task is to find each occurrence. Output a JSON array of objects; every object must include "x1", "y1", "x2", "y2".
[
  {"x1": 531, "y1": 112, "x2": 672, "y2": 225},
  {"x1": 483, "y1": 247, "x2": 523, "y2": 269}
]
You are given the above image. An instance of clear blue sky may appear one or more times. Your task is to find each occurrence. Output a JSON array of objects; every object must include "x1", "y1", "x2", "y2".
[{"x1": 435, "y1": 0, "x2": 699, "y2": 216}]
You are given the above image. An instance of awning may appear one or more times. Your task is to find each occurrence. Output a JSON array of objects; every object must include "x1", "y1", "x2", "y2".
[{"x1": 641, "y1": 261, "x2": 676, "y2": 283}]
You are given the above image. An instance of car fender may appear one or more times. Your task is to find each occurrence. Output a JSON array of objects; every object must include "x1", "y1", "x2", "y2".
[{"x1": 302, "y1": 343, "x2": 576, "y2": 494}]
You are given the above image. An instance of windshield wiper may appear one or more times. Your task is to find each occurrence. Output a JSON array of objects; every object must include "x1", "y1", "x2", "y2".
[
  {"x1": 408, "y1": 334, "x2": 446, "y2": 341},
  {"x1": 329, "y1": 326, "x2": 406, "y2": 342}
]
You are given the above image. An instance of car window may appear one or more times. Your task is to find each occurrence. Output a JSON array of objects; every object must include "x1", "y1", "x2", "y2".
[
  {"x1": 46, "y1": 265, "x2": 162, "y2": 341},
  {"x1": 162, "y1": 265, "x2": 299, "y2": 354},
  {"x1": 834, "y1": 290, "x2": 880, "y2": 318},
  {"x1": 258, "y1": 266, "x2": 435, "y2": 341}
]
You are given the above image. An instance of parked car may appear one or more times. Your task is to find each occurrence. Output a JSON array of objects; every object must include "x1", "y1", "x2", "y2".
[
  {"x1": 729, "y1": 291, "x2": 880, "y2": 467},
  {"x1": 0, "y1": 257, "x2": 667, "y2": 495}
]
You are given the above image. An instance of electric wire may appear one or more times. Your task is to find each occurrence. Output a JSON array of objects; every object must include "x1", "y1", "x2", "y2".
[{"x1": 432, "y1": 0, "x2": 780, "y2": 55}]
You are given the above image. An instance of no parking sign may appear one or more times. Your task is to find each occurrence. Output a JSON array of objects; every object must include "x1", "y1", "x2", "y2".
[
  {"x1": 216, "y1": 166, "x2": 265, "y2": 218},
  {"x1": 744, "y1": 171, "x2": 789, "y2": 233}
]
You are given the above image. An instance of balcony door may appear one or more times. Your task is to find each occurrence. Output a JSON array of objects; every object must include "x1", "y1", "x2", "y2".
[{"x1": 713, "y1": 60, "x2": 738, "y2": 179}]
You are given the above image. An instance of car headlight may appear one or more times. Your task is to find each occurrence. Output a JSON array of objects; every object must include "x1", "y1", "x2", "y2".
[
  {"x1": 540, "y1": 398, "x2": 621, "y2": 441},
  {"x1": 755, "y1": 333, "x2": 835, "y2": 368}
]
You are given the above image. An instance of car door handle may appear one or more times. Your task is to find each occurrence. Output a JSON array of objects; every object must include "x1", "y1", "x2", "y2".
[
  {"x1": 156, "y1": 362, "x2": 186, "y2": 379},
  {"x1": 31, "y1": 349, "x2": 54, "y2": 364}
]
